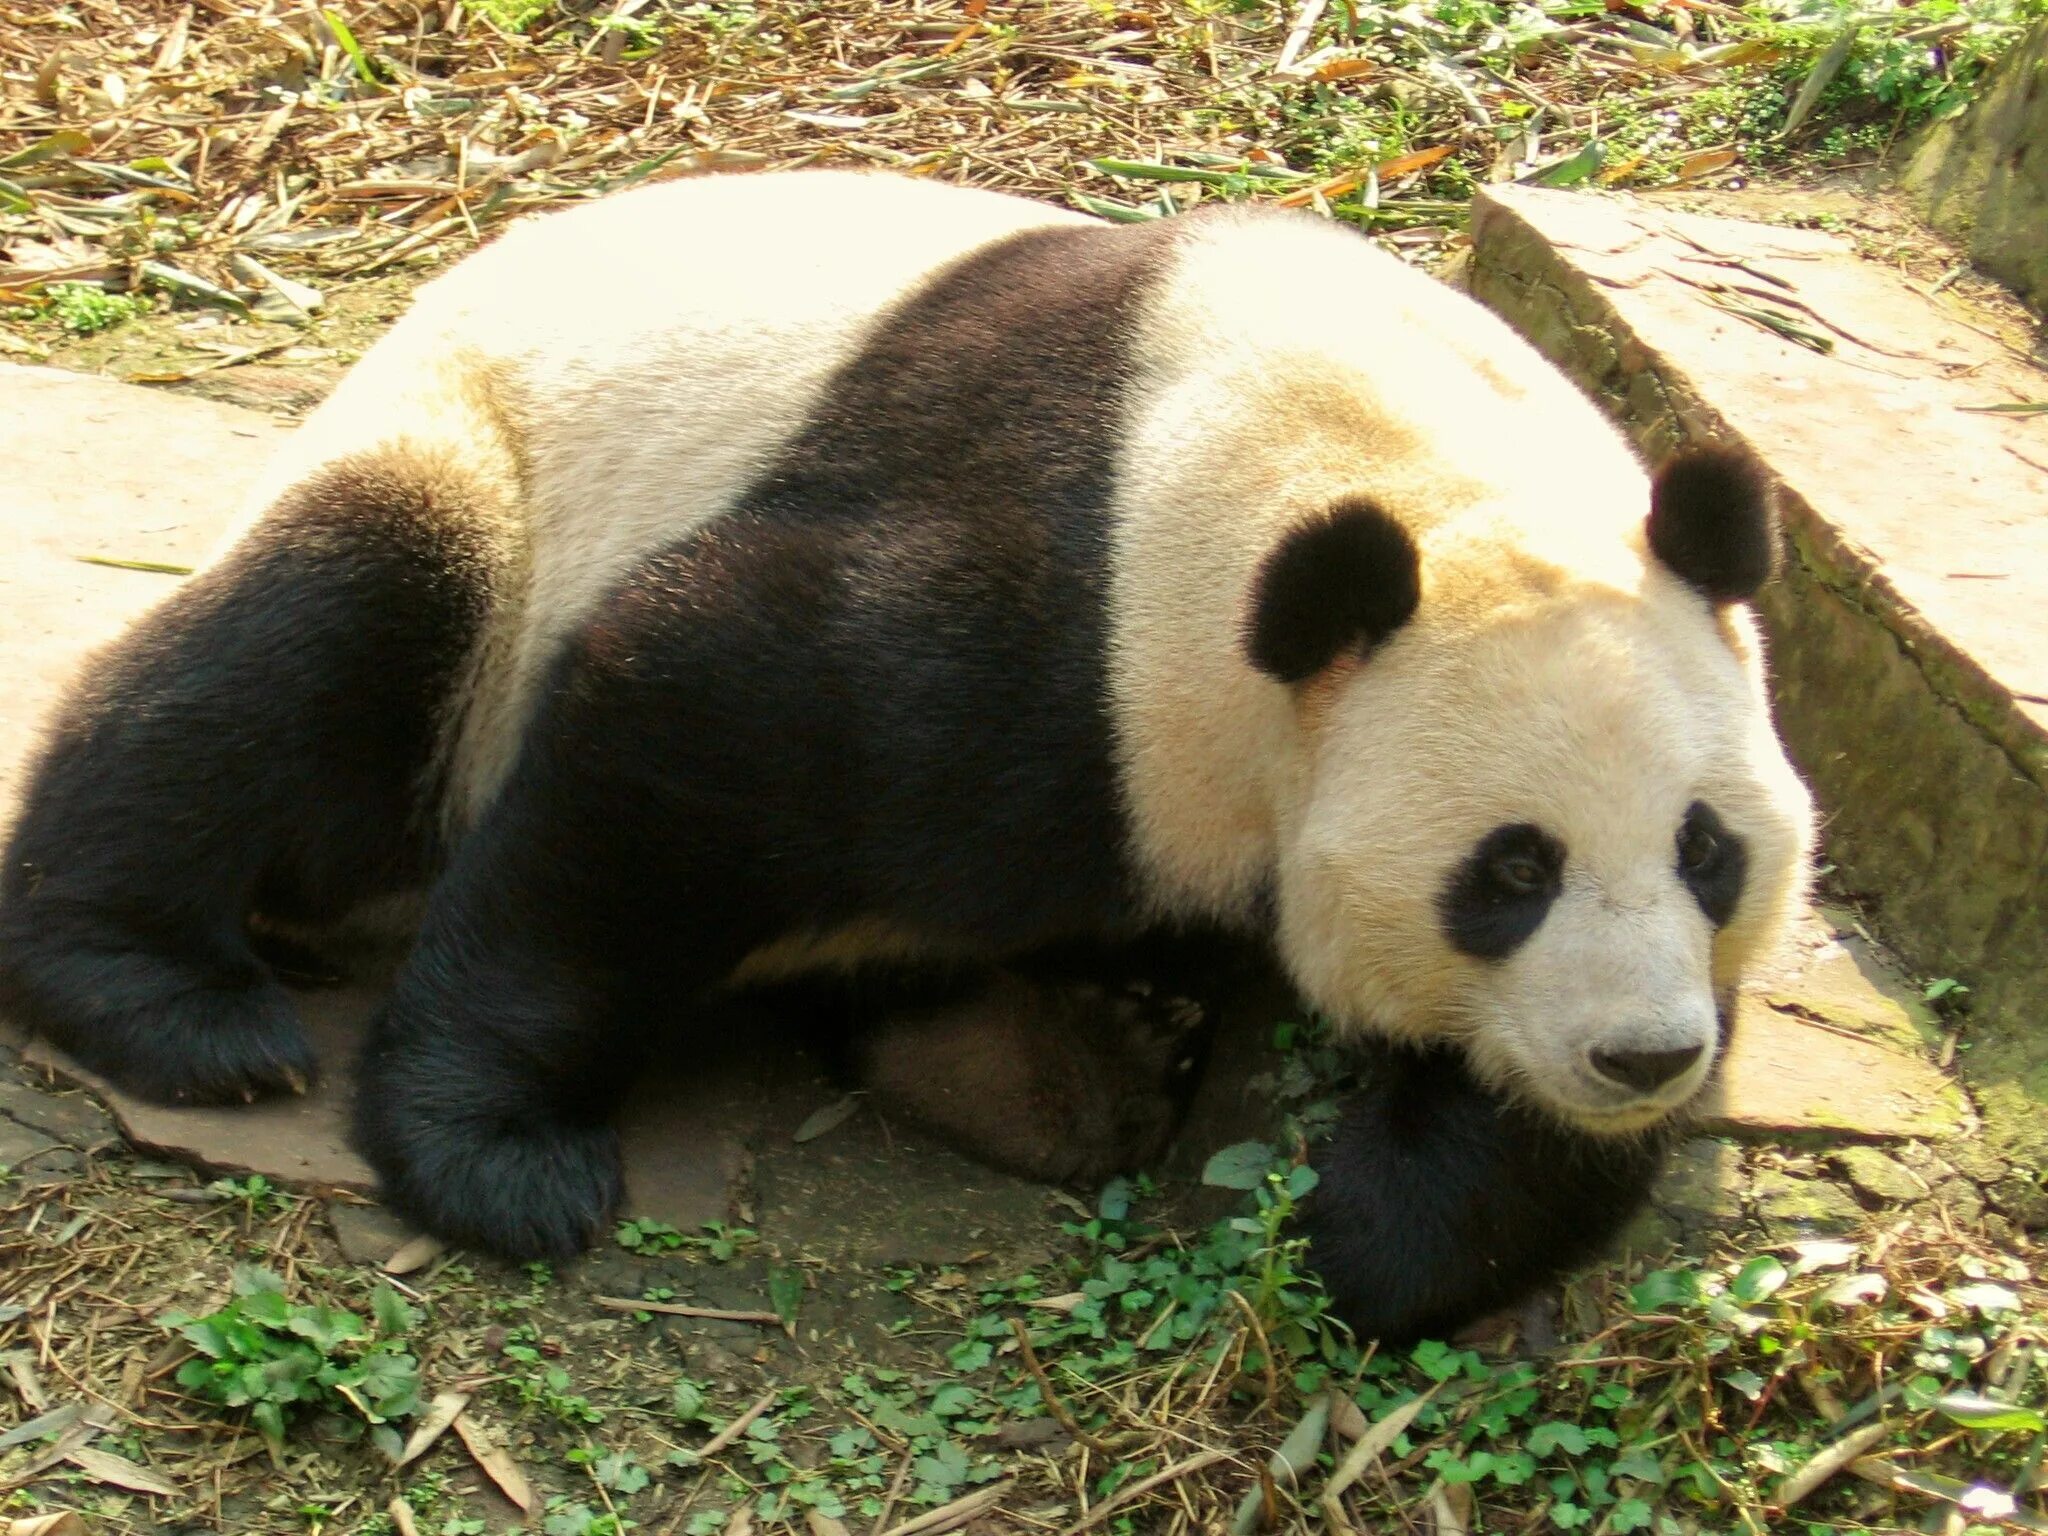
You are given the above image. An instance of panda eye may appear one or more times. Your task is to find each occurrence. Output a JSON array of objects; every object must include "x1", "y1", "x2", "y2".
[
  {"x1": 1677, "y1": 801, "x2": 1748, "y2": 927},
  {"x1": 1678, "y1": 815, "x2": 1720, "y2": 874},
  {"x1": 1491, "y1": 852, "x2": 1553, "y2": 896}
]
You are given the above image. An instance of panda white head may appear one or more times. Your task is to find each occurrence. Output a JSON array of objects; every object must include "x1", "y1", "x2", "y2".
[{"x1": 1249, "y1": 448, "x2": 1815, "y2": 1135}]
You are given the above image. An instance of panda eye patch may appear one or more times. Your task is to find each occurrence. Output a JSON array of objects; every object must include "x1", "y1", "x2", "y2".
[
  {"x1": 1440, "y1": 823, "x2": 1565, "y2": 960},
  {"x1": 1677, "y1": 801, "x2": 1748, "y2": 927}
]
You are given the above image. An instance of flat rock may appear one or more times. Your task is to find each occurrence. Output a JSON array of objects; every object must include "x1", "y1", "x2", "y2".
[
  {"x1": 326, "y1": 1199, "x2": 423, "y2": 1267},
  {"x1": 1750, "y1": 1167, "x2": 1867, "y2": 1236},
  {"x1": 0, "y1": 1078, "x2": 117, "y2": 1150},
  {"x1": 1652, "y1": 1136, "x2": 1744, "y2": 1236},
  {"x1": 1704, "y1": 910, "x2": 1969, "y2": 1140},
  {"x1": 16, "y1": 987, "x2": 757, "y2": 1232},
  {"x1": 1831, "y1": 1145, "x2": 1927, "y2": 1205},
  {"x1": 1471, "y1": 186, "x2": 2048, "y2": 741},
  {"x1": 0, "y1": 1116, "x2": 60, "y2": 1171},
  {"x1": 1705, "y1": 1001, "x2": 1968, "y2": 1143}
]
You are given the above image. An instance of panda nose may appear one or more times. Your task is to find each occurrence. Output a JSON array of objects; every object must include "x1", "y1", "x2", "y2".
[{"x1": 1589, "y1": 1042, "x2": 1704, "y2": 1095}]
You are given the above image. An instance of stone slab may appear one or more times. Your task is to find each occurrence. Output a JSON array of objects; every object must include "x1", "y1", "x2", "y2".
[
  {"x1": 1470, "y1": 186, "x2": 2048, "y2": 748},
  {"x1": 1705, "y1": 907, "x2": 1970, "y2": 1141},
  {"x1": 326, "y1": 1198, "x2": 423, "y2": 1267},
  {"x1": 0, "y1": 1116, "x2": 60, "y2": 1171},
  {"x1": 1468, "y1": 186, "x2": 2048, "y2": 1180},
  {"x1": 0, "y1": 1078, "x2": 117, "y2": 1150}
]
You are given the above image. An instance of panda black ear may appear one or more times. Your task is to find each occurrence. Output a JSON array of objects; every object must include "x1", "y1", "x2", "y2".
[
  {"x1": 1646, "y1": 447, "x2": 1778, "y2": 605},
  {"x1": 1244, "y1": 498, "x2": 1421, "y2": 684}
]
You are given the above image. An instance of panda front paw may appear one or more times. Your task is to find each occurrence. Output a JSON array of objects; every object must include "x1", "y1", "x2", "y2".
[
  {"x1": 1301, "y1": 1043, "x2": 1668, "y2": 1347},
  {"x1": 354, "y1": 1099, "x2": 625, "y2": 1262}
]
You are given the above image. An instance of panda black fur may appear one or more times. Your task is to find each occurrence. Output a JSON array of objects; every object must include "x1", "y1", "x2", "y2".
[{"x1": 0, "y1": 170, "x2": 1815, "y2": 1341}]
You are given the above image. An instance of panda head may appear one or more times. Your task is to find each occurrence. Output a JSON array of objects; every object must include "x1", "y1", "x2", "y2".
[{"x1": 1246, "y1": 446, "x2": 1814, "y2": 1135}]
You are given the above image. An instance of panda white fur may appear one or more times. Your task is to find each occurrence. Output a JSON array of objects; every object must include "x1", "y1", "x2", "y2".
[{"x1": 0, "y1": 169, "x2": 1814, "y2": 1341}]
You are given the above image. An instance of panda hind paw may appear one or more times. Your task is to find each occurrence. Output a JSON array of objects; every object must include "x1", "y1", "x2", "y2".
[{"x1": 0, "y1": 936, "x2": 316, "y2": 1107}]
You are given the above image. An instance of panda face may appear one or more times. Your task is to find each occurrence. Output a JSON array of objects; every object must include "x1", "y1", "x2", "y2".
[{"x1": 1271, "y1": 572, "x2": 1814, "y2": 1135}]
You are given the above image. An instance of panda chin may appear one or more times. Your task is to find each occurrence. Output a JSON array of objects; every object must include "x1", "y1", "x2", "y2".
[
  {"x1": 1556, "y1": 1100, "x2": 1690, "y2": 1140},
  {"x1": 1507, "y1": 1066, "x2": 1708, "y2": 1142},
  {"x1": 1457, "y1": 1025, "x2": 1716, "y2": 1142}
]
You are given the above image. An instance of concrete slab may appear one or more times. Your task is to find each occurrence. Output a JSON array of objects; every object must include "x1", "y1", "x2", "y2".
[
  {"x1": 17, "y1": 978, "x2": 766, "y2": 1236},
  {"x1": 1706, "y1": 907, "x2": 1970, "y2": 1141},
  {"x1": 1468, "y1": 186, "x2": 2048, "y2": 1183}
]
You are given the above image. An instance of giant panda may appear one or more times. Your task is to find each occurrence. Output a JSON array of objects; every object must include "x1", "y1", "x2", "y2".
[{"x1": 0, "y1": 169, "x2": 1815, "y2": 1344}]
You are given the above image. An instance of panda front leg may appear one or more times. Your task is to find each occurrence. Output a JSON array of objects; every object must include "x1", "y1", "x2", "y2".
[
  {"x1": 348, "y1": 494, "x2": 1146, "y2": 1259},
  {"x1": 0, "y1": 453, "x2": 500, "y2": 1104},
  {"x1": 348, "y1": 652, "x2": 778, "y2": 1260},
  {"x1": 1302, "y1": 1043, "x2": 1671, "y2": 1347}
]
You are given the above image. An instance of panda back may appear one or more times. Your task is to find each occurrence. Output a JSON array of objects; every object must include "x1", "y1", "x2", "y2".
[{"x1": 244, "y1": 171, "x2": 1087, "y2": 817}]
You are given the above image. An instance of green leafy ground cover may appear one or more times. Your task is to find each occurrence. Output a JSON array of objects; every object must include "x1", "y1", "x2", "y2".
[{"x1": 5, "y1": 1002, "x2": 2046, "y2": 1535}]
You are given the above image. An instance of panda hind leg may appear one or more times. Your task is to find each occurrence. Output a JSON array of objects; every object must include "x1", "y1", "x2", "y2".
[
  {"x1": 845, "y1": 963, "x2": 1216, "y2": 1186},
  {"x1": 0, "y1": 450, "x2": 498, "y2": 1105}
]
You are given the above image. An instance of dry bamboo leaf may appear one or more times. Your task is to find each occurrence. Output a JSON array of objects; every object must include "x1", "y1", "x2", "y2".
[
  {"x1": 1060, "y1": 1455, "x2": 1230, "y2": 1536},
  {"x1": 1022, "y1": 1291, "x2": 1086, "y2": 1313},
  {"x1": 1231, "y1": 1397, "x2": 1330, "y2": 1534},
  {"x1": 452, "y1": 1414, "x2": 534, "y2": 1514},
  {"x1": 1428, "y1": 1482, "x2": 1473, "y2": 1536},
  {"x1": 592, "y1": 1296, "x2": 780, "y2": 1325},
  {"x1": 63, "y1": 1446, "x2": 178, "y2": 1498},
  {"x1": 388, "y1": 1498, "x2": 422, "y2": 1536},
  {"x1": 1850, "y1": 1459, "x2": 2048, "y2": 1533},
  {"x1": 33, "y1": 51, "x2": 66, "y2": 109},
  {"x1": 382, "y1": 1233, "x2": 447, "y2": 1275},
  {"x1": 1273, "y1": 0, "x2": 1328, "y2": 74},
  {"x1": 7, "y1": 1515, "x2": 90, "y2": 1536},
  {"x1": 792, "y1": 1093, "x2": 861, "y2": 1143},
  {"x1": 153, "y1": 8, "x2": 191, "y2": 72},
  {"x1": 1677, "y1": 147, "x2": 1737, "y2": 180},
  {"x1": 1375, "y1": 144, "x2": 1456, "y2": 179},
  {"x1": 0, "y1": 1403, "x2": 83, "y2": 1452},
  {"x1": 1325, "y1": 1385, "x2": 1443, "y2": 1500},
  {"x1": 881, "y1": 1479, "x2": 1014, "y2": 1536},
  {"x1": 1327, "y1": 1389, "x2": 1368, "y2": 1441},
  {"x1": 1781, "y1": 22, "x2": 1858, "y2": 140},
  {"x1": 4, "y1": 1351, "x2": 47, "y2": 1413},
  {"x1": 1770, "y1": 1422, "x2": 1893, "y2": 1512},
  {"x1": 396, "y1": 1390, "x2": 471, "y2": 1467},
  {"x1": 1311, "y1": 55, "x2": 1374, "y2": 81}
]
